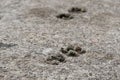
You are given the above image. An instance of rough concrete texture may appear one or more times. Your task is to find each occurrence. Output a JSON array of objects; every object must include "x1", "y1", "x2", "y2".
[{"x1": 0, "y1": 0, "x2": 120, "y2": 80}]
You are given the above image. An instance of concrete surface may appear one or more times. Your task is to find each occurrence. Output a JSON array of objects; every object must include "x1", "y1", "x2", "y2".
[{"x1": 0, "y1": 0, "x2": 120, "y2": 80}]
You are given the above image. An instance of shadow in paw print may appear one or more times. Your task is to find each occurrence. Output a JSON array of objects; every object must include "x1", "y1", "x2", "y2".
[
  {"x1": 0, "y1": 43, "x2": 17, "y2": 48},
  {"x1": 56, "y1": 13, "x2": 74, "y2": 20},
  {"x1": 68, "y1": 7, "x2": 87, "y2": 13}
]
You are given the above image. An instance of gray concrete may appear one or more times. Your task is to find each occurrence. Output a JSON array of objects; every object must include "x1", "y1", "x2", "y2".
[{"x1": 0, "y1": 0, "x2": 120, "y2": 80}]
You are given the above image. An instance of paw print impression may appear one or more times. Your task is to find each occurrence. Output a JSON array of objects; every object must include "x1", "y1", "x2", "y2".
[
  {"x1": 56, "y1": 13, "x2": 74, "y2": 20},
  {"x1": 60, "y1": 44, "x2": 86, "y2": 57},
  {"x1": 68, "y1": 7, "x2": 87, "y2": 13}
]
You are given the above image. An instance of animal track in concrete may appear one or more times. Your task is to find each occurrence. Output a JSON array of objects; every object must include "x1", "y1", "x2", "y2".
[
  {"x1": 45, "y1": 44, "x2": 86, "y2": 65},
  {"x1": 60, "y1": 44, "x2": 86, "y2": 57},
  {"x1": 68, "y1": 7, "x2": 87, "y2": 13},
  {"x1": 45, "y1": 53, "x2": 65, "y2": 65},
  {"x1": 56, "y1": 13, "x2": 74, "y2": 20},
  {"x1": 0, "y1": 43, "x2": 17, "y2": 48}
]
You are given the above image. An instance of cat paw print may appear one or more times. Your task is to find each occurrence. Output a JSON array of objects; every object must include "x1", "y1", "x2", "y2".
[{"x1": 60, "y1": 44, "x2": 86, "y2": 57}]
